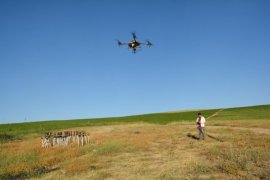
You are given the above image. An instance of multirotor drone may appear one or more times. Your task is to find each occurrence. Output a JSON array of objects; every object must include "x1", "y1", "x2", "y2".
[{"x1": 117, "y1": 32, "x2": 152, "y2": 53}]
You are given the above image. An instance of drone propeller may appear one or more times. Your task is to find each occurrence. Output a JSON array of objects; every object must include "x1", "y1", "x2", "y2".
[
  {"x1": 117, "y1": 40, "x2": 122, "y2": 46},
  {"x1": 116, "y1": 40, "x2": 126, "y2": 46},
  {"x1": 146, "y1": 40, "x2": 153, "y2": 47}
]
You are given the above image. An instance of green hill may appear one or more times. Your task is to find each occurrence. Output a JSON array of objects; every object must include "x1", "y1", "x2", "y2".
[
  {"x1": 0, "y1": 105, "x2": 269, "y2": 138},
  {"x1": 210, "y1": 105, "x2": 270, "y2": 120}
]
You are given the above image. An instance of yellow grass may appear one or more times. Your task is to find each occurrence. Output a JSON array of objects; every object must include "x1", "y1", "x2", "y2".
[{"x1": 1, "y1": 120, "x2": 269, "y2": 179}]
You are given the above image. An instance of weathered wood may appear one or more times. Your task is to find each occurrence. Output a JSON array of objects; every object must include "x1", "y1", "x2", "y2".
[{"x1": 41, "y1": 130, "x2": 90, "y2": 148}]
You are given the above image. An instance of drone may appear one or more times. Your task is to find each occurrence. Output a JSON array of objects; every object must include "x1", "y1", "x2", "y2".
[{"x1": 117, "y1": 32, "x2": 152, "y2": 53}]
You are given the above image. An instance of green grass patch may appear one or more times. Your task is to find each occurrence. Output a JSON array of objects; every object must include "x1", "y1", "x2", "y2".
[
  {"x1": 0, "y1": 104, "x2": 269, "y2": 138},
  {"x1": 211, "y1": 105, "x2": 270, "y2": 120},
  {"x1": 0, "y1": 133, "x2": 21, "y2": 143},
  {"x1": 91, "y1": 140, "x2": 133, "y2": 156},
  {"x1": 0, "y1": 153, "x2": 51, "y2": 180},
  {"x1": 0, "y1": 109, "x2": 218, "y2": 136},
  {"x1": 189, "y1": 161, "x2": 212, "y2": 174}
]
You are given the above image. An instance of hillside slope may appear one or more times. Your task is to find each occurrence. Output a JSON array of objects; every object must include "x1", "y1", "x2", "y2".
[
  {"x1": 210, "y1": 105, "x2": 270, "y2": 120},
  {"x1": 0, "y1": 105, "x2": 269, "y2": 179},
  {"x1": 0, "y1": 105, "x2": 269, "y2": 137}
]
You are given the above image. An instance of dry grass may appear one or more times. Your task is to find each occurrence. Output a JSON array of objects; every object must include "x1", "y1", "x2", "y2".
[
  {"x1": 205, "y1": 127, "x2": 270, "y2": 179},
  {"x1": 0, "y1": 136, "x2": 87, "y2": 179},
  {"x1": 1, "y1": 120, "x2": 269, "y2": 179}
]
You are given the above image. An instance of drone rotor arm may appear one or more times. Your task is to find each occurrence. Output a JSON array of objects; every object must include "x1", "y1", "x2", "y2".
[
  {"x1": 132, "y1": 32, "x2": 137, "y2": 41},
  {"x1": 140, "y1": 40, "x2": 153, "y2": 47},
  {"x1": 116, "y1": 40, "x2": 127, "y2": 46}
]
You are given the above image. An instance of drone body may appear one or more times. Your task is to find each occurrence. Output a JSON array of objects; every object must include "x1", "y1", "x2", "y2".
[
  {"x1": 128, "y1": 40, "x2": 140, "y2": 49},
  {"x1": 117, "y1": 33, "x2": 152, "y2": 53}
]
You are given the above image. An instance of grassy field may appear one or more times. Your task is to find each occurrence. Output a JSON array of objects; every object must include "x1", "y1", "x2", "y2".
[
  {"x1": 0, "y1": 109, "x2": 219, "y2": 138},
  {"x1": 0, "y1": 105, "x2": 269, "y2": 179}
]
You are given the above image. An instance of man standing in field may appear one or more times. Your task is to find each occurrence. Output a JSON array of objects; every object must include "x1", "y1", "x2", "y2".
[{"x1": 196, "y1": 112, "x2": 206, "y2": 140}]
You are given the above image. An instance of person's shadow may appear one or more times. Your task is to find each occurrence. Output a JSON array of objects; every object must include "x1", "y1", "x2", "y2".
[
  {"x1": 187, "y1": 133, "x2": 199, "y2": 140},
  {"x1": 187, "y1": 133, "x2": 224, "y2": 142}
]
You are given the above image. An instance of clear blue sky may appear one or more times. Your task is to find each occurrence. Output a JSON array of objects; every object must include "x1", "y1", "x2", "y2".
[{"x1": 1, "y1": 0, "x2": 270, "y2": 123}]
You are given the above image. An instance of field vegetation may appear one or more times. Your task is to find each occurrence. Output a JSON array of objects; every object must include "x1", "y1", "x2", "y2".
[{"x1": 0, "y1": 105, "x2": 269, "y2": 179}]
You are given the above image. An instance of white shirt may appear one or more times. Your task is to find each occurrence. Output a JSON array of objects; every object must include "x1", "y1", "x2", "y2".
[{"x1": 196, "y1": 116, "x2": 206, "y2": 127}]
